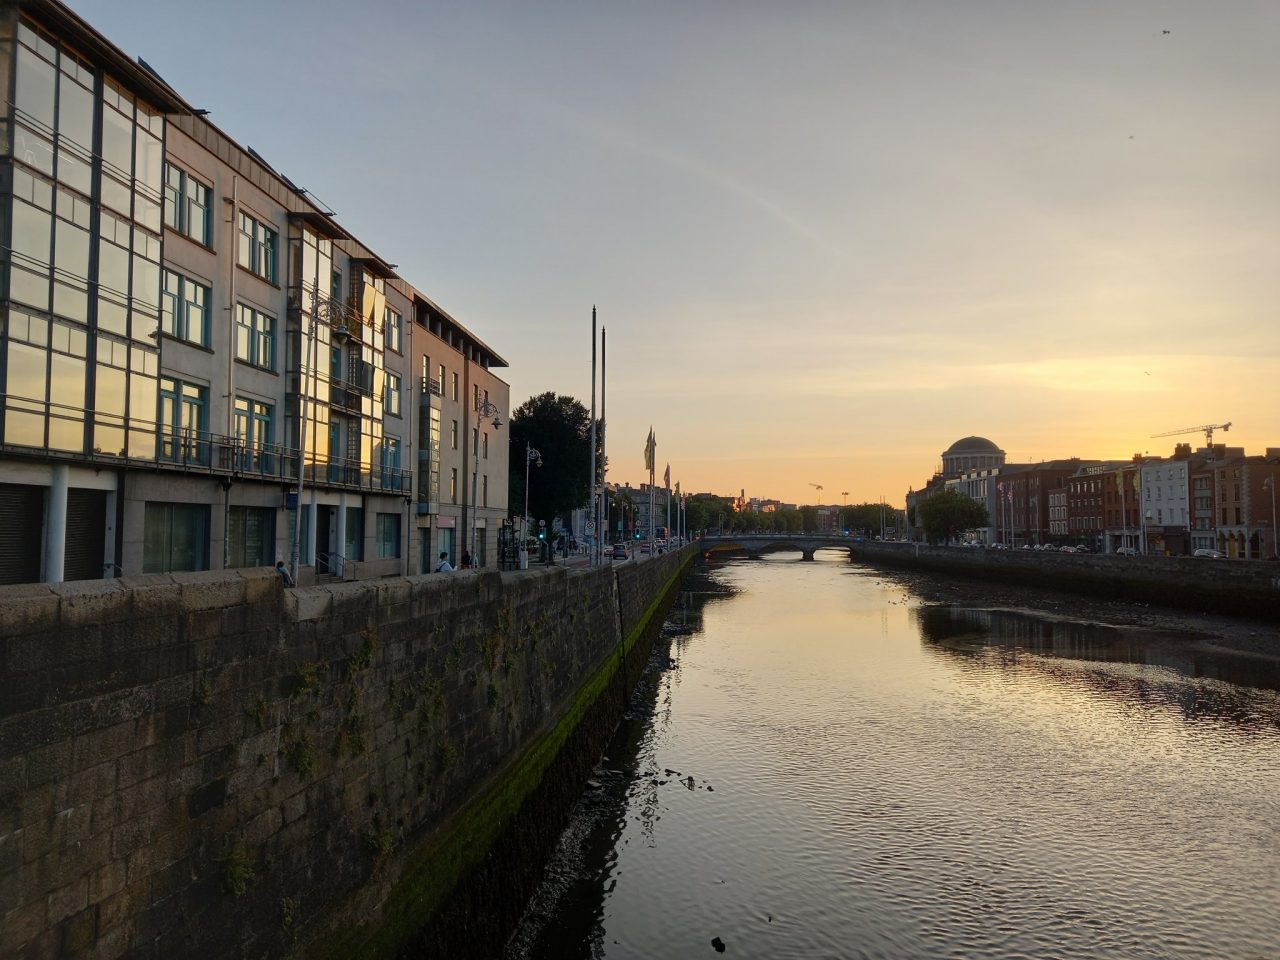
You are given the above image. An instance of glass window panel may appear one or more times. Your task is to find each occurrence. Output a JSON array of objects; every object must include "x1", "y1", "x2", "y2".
[
  {"x1": 187, "y1": 284, "x2": 208, "y2": 346},
  {"x1": 135, "y1": 194, "x2": 161, "y2": 234},
  {"x1": 6, "y1": 410, "x2": 45, "y2": 448},
  {"x1": 128, "y1": 371, "x2": 156, "y2": 424},
  {"x1": 15, "y1": 45, "x2": 56, "y2": 128},
  {"x1": 96, "y1": 363, "x2": 126, "y2": 416},
  {"x1": 132, "y1": 255, "x2": 159, "y2": 308},
  {"x1": 54, "y1": 220, "x2": 90, "y2": 279},
  {"x1": 97, "y1": 295, "x2": 128, "y2": 335},
  {"x1": 98, "y1": 239, "x2": 129, "y2": 295},
  {"x1": 7, "y1": 341, "x2": 47, "y2": 404},
  {"x1": 11, "y1": 265, "x2": 50, "y2": 311},
  {"x1": 11, "y1": 198, "x2": 51, "y2": 264},
  {"x1": 136, "y1": 130, "x2": 162, "y2": 194},
  {"x1": 57, "y1": 74, "x2": 94, "y2": 151},
  {"x1": 101, "y1": 104, "x2": 132, "y2": 176},
  {"x1": 93, "y1": 424, "x2": 125, "y2": 457},
  {"x1": 130, "y1": 308, "x2": 159, "y2": 345},
  {"x1": 101, "y1": 174, "x2": 131, "y2": 216},
  {"x1": 53, "y1": 282, "x2": 88, "y2": 323}
]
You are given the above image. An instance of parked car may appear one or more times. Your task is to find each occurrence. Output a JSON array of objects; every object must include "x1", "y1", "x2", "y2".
[
  {"x1": 1041, "y1": 544, "x2": 1059, "y2": 552},
  {"x1": 1058, "y1": 545, "x2": 1077, "y2": 553},
  {"x1": 1074, "y1": 545, "x2": 1092, "y2": 553},
  {"x1": 988, "y1": 542, "x2": 1008, "y2": 550},
  {"x1": 1193, "y1": 548, "x2": 1226, "y2": 559},
  {"x1": 1115, "y1": 546, "x2": 1138, "y2": 556}
]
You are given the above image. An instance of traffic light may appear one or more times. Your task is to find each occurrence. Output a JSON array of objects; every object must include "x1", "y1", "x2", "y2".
[
  {"x1": 538, "y1": 531, "x2": 545, "y2": 540},
  {"x1": 634, "y1": 532, "x2": 641, "y2": 539}
]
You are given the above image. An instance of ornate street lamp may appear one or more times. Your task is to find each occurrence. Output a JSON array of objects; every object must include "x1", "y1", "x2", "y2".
[
  {"x1": 468, "y1": 397, "x2": 502, "y2": 566},
  {"x1": 523, "y1": 442, "x2": 542, "y2": 569}
]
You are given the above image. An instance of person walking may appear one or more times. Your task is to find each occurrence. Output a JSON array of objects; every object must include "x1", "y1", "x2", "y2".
[
  {"x1": 460, "y1": 551, "x2": 473, "y2": 570},
  {"x1": 435, "y1": 551, "x2": 453, "y2": 572},
  {"x1": 275, "y1": 560, "x2": 295, "y2": 588}
]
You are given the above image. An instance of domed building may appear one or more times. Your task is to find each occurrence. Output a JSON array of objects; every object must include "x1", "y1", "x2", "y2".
[{"x1": 941, "y1": 436, "x2": 1005, "y2": 478}]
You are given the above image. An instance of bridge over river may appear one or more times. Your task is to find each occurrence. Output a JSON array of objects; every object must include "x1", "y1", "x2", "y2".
[{"x1": 700, "y1": 533, "x2": 879, "y2": 561}]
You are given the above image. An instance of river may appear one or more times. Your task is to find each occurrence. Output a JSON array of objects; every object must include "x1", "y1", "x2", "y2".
[{"x1": 505, "y1": 553, "x2": 1280, "y2": 960}]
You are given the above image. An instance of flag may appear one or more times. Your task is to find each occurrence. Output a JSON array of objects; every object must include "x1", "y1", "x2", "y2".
[
  {"x1": 664, "y1": 463, "x2": 671, "y2": 490},
  {"x1": 643, "y1": 428, "x2": 655, "y2": 473},
  {"x1": 675, "y1": 481, "x2": 681, "y2": 498}
]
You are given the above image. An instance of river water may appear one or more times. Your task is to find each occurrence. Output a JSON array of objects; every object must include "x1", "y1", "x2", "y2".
[{"x1": 505, "y1": 554, "x2": 1280, "y2": 960}]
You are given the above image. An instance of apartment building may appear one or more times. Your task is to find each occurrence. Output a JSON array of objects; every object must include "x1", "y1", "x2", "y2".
[{"x1": 0, "y1": 1, "x2": 508, "y2": 584}]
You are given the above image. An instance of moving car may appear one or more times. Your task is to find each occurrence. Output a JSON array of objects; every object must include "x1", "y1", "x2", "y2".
[
  {"x1": 1193, "y1": 548, "x2": 1226, "y2": 559},
  {"x1": 611, "y1": 543, "x2": 629, "y2": 561},
  {"x1": 1115, "y1": 546, "x2": 1138, "y2": 556}
]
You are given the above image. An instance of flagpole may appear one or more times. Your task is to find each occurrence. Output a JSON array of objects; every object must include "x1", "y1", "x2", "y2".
[
  {"x1": 599, "y1": 324, "x2": 607, "y2": 566},
  {"x1": 589, "y1": 307, "x2": 597, "y2": 566},
  {"x1": 665, "y1": 466, "x2": 671, "y2": 546}
]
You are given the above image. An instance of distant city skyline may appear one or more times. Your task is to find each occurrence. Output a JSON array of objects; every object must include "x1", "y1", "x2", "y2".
[{"x1": 71, "y1": 0, "x2": 1280, "y2": 505}]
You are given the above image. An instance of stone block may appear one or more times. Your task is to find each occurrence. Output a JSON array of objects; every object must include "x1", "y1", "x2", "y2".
[
  {"x1": 60, "y1": 904, "x2": 98, "y2": 955},
  {"x1": 285, "y1": 587, "x2": 333, "y2": 623},
  {"x1": 45, "y1": 876, "x2": 87, "y2": 927},
  {"x1": 243, "y1": 805, "x2": 282, "y2": 846},
  {"x1": 171, "y1": 571, "x2": 247, "y2": 613},
  {"x1": 238, "y1": 567, "x2": 281, "y2": 606},
  {"x1": 51, "y1": 580, "x2": 129, "y2": 630},
  {"x1": 0, "y1": 585, "x2": 58, "y2": 640},
  {"x1": 0, "y1": 896, "x2": 47, "y2": 954},
  {"x1": 87, "y1": 858, "x2": 128, "y2": 905}
]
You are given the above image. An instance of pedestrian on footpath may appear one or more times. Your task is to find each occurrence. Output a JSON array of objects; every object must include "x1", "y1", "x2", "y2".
[
  {"x1": 435, "y1": 551, "x2": 453, "y2": 572},
  {"x1": 275, "y1": 560, "x2": 295, "y2": 588}
]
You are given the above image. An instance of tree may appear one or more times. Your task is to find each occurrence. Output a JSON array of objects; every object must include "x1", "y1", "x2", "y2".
[
  {"x1": 917, "y1": 489, "x2": 990, "y2": 545},
  {"x1": 507, "y1": 393, "x2": 601, "y2": 528}
]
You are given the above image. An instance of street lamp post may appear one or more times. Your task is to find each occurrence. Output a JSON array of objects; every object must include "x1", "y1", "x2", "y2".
[
  {"x1": 469, "y1": 397, "x2": 502, "y2": 567},
  {"x1": 523, "y1": 442, "x2": 542, "y2": 569}
]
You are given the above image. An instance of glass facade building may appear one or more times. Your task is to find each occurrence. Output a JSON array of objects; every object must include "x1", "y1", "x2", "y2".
[{"x1": 0, "y1": 2, "x2": 509, "y2": 585}]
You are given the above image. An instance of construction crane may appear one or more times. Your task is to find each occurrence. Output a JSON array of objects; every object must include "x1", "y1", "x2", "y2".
[
  {"x1": 809, "y1": 482, "x2": 824, "y2": 504},
  {"x1": 1150, "y1": 421, "x2": 1232, "y2": 448}
]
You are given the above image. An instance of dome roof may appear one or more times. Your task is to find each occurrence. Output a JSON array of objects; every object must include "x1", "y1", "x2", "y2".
[{"x1": 944, "y1": 436, "x2": 1003, "y2": 455}]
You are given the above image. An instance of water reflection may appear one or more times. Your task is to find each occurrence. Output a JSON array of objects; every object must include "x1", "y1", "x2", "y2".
[
  {"x1": 917, "y1": 605, "x2": 1280, "y2": 735},
  {"x1": 509, "y1": 560, "x2": 1280, "y2": 960}
]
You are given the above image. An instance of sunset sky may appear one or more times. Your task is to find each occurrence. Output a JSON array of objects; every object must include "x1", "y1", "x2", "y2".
[{"x1": 72, "y1": 0, "x2": 1279, "y2": 506}]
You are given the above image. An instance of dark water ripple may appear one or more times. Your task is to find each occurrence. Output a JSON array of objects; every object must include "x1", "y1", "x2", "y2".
[{"x1": 506, "y1": 557, "x2": 1280, "y2": 960}]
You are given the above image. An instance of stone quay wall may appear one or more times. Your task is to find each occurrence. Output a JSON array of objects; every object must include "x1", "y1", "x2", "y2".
[
  {"x1": 0, "y1": 547, "x2": 696, "y2": 959},
  {"x1": 847, "y1": 542, "x2": 1280, "y2": 621}
]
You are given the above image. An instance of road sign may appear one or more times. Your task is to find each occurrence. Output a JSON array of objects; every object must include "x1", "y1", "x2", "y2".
[
  {"x1": 538, "y1": 519, "x2": 546, "y2": 528},
  {"x1": 586, "y1": 520, "x2": 596, "y2": 533}
]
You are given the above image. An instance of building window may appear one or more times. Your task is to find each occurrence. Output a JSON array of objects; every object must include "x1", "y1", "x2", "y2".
[
  {"x1": 451, "y1": 419, "x2": 458, "y2": 450},
  {"x1": 451, "y1": 372, "x2": 458, "y2": 401},
  {"x1": 482, "y1": 474, "x2": 488, "y2": 508},
  {"x1": 235, "y1": 304, "x2": 276, "y2": 370},
  {"x1": 376, "y1": 513, "x2": 401, "y2": 558},
  {"x1": 227, "y1": 506, "x2": 274, "y2": 568},
  {"x1": 161, "y1": 269, "x2": 210, "y2": 346},
  {"x1": 233, "y1": 396, "x2": 273, "y2": 471},
  {"x1": 237, "y1": 211, "x2": 277, "y2": 282},
  {"x1": 384, "y1": 308, "x2": 403, "y2": 353},
  {"x1": 143, "y1": 502, "x2": 210, "y2": 573},
  {"x1": 158, "y1": 376, "x2": 207, "y2": 464},
  {"x1": 482, "y1": 432, "x2": 489, "y2": 460},
  {"x1": 450, "y1": 468, "x2": 458, "y2": 504},
  {"x1": 385, "y1": 371, "x2": 402, "y2": 416},
  {"x1": 380, "y1": 436, "x2": 401, "y2": 490},
  {"x1": 163, "y1": 164, "x2": 211, "y2": 245}
]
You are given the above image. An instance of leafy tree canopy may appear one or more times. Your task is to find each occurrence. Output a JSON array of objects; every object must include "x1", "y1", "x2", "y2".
[
  {"x1": 507, "y1": 392, "x2": 601, "y2": 527},
  {"x1": 917, "y1": 489, "x2": 990, "y2": 545}
]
